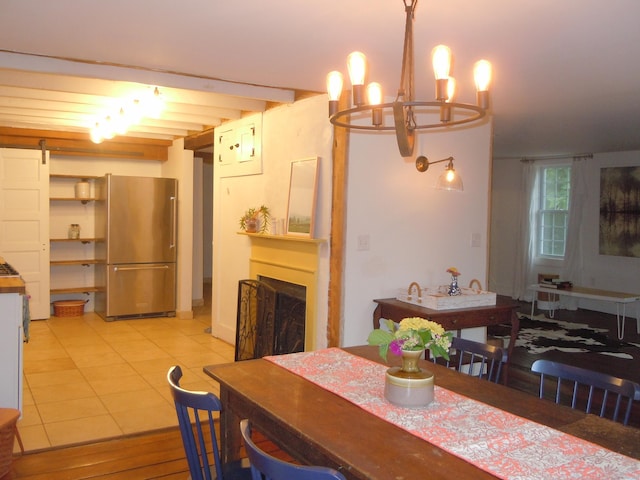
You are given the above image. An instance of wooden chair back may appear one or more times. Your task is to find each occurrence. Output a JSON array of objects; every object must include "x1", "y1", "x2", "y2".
[
  {"x1": 168, "y1": 366, "x2": 251, "y2": 480},
  {"x1": 240, "y1": 419, "x2": 346, "y2": 480},
  {"x1": 436, "y1": 336, "x2": 504, "y2": 383},
  {"x1": 531, "y1": 359, "x2": 638, "y2": 425}
]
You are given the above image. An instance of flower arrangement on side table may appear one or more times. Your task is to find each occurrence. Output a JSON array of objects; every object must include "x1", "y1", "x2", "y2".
[{"x1": 367, "y1": 316, "x2": 453, "y2": 362}]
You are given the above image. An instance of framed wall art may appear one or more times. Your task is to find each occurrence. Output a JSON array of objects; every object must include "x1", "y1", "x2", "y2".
[
  {"x1": 286, "y1": 157, "x2": 319, "y2": 237},
  {"x1": 599, "y1": 165, "x2": 640, "y2": 257}
]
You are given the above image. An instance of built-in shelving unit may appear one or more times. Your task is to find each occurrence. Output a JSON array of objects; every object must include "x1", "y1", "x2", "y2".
[{"x1": 49, "y1": 174, "x2": 102, "y2": 297}]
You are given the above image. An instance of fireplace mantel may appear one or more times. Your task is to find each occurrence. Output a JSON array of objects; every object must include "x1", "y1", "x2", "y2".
[
  {"x1": 240, "y1": 232, "x2": 326, "y2": 350},
  {"x1": 238, "y1": 232, "x2": 326, "y2": 244}
]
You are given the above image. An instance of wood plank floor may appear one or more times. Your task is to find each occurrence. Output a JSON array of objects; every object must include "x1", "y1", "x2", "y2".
[
  {"x1": 5, "y1": 425, "x2": 287, "y2": 480},
  {"x1": 4, "y1": 301, "x2": 639, "y2": 479},
  {"x1": 6, "y1": 428, "x2": 189, "y2": 480}
]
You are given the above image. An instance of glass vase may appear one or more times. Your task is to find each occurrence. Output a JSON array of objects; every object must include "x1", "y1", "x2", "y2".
[
  {"x1": 448, "y1": 275, "x2": 462, "y2": 296},
  {"x1": 245, "y1": 218, "x2": 258, "y2": 233}
]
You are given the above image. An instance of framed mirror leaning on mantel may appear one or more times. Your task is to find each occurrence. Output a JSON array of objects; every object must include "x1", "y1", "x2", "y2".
[{"x1": 286, "y1": 157, "x2": 319, "y2": 237}]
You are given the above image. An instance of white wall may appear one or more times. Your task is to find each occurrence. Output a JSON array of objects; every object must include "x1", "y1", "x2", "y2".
[
  {"x1": 191, "y1": 158, "x2": 204, "y2": 304},
  {"x1": 163, "y1": 139, "x2": 194, "y2": 318},
  {"x1": 488, "y1": 158, "x2": 522, "y2": 296},
  {"x1": 211, "y1": 95, "x2": 494, "y2": 349},
  {"x1": 342, "y1": 123, "x2": 493, "y2": 347},
  {"x1": 202, "y1": 160, "x2": 213, "y2": 281},
  {"x1": 211, "y1": 96, "x2": 333, "y2": 345},
  {"x1": 489, "y1": 150, "x2": 640, "y2": 316}
]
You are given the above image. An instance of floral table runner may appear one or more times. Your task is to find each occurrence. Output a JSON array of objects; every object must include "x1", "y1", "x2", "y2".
[{"x1": 265, "y1": 348, "x2": 640, "y2": 480}]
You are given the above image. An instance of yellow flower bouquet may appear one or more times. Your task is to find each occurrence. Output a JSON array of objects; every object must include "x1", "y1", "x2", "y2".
[{"x1": 367, "y1": 316, "x2": 452, "y2": 362}]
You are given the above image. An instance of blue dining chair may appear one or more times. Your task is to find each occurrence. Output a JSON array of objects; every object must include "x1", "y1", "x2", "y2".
[
  {"x1": 168, "y1": 366, "x2": 252, "y2": 480},
  {"x1": 239, "y1": 419, "x2": 346, "y2": 480},
  {"x1": 531, "y1": 359, "x2": 639, "y2": 425},
  {"x1": 435, "y1": 336, "x2": 504, "y2": 383}
]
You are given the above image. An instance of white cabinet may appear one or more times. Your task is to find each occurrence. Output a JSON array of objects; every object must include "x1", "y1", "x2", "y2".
[
  {"x1": 215, "y1": 113, "x2": 262, "y2": 177},
  {"x1": 0, "y1": 292, "x2": 23, "y2": 410}
]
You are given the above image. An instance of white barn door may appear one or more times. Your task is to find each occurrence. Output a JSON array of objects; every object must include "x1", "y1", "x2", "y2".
[{"x1": 0, "y1": 148, "x2": 50, "y2": 319}]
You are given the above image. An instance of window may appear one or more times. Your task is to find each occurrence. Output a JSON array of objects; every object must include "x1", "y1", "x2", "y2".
[{"x1": 538, "y1": 166, "x2": 571, "y2": 257}]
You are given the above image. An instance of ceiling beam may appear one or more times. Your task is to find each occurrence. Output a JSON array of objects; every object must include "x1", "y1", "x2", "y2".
[
  {"x1": 184, "y1": 128, "x2": 214, "y2": 151},
  {"x1": 0, "y1": 127, "x2": 170, "y2": 161}
]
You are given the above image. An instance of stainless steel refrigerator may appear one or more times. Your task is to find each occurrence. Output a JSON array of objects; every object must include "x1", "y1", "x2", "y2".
[{"x1": 95, "y1": 174, "x2": 177, "y2": 319}]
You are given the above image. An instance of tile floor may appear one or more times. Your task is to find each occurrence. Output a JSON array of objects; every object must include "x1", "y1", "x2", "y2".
[{"x1": 17, "y1": 302, "x2": 234, "y2": 453}]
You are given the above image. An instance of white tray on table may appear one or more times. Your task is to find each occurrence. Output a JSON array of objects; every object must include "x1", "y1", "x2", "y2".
[{"x1": 396, "y1": 286, "x2": 496, "y2": 310}]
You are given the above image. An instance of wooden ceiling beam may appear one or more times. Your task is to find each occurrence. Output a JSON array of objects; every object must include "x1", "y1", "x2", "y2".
[
  {"x1": 0, "y1": 127, "x2": 171, "y2": 161},
  {"x1": 184, "y1": 128, "x2": 214, "y2": 151}
]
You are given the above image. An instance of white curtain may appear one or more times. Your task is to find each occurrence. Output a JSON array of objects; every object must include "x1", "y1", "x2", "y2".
[
  {"x1": 512, "y1": 160, "x2": 538, "y2": 301},
  {"x1": 561, "y1": 156, "x2": 589, "y2": 309}
]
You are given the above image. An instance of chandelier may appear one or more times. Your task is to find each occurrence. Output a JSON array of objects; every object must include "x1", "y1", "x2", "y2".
[
  {"x1": 90, "y1": 87, "x2": 165, "y2": 144},
  {"x1": 326, "y1": 0, "x2": 492, "y2": 159}
]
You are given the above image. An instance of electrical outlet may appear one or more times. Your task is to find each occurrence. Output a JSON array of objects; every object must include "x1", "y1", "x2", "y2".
[{"x1": 471, "y1": 233, "x2": 481, "y2": 247}]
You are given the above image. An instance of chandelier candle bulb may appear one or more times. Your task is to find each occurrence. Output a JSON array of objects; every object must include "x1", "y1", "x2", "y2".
[
  {"x1": 432, "y1": 45, "x2": 452, "y2": 102},
  {"x1": 474, "y1": 60, "x2": 492, "y2": 109},
  {"x1": 347, "y1": 51, "x2": 367, "y2": 106},
  {"x1": 367, "y1": 82, "x2": 383, "y2": 126},
  {"x1": 432, "y1": 44, "x2": 452, "y2": 79},
  {"x1": 473, "y1": 60, "x2": 492, "y2": 92},
  {"x1": 326, "y1": 71, "x2": 344, "y2": 116},
  {"x1": 440, "y1": 77, "x2": 456, "y2": 122}
]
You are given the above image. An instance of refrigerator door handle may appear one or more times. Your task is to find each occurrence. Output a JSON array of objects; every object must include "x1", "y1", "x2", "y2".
[
  {"x1": 114, "y1": 265, "x2": 170, "y2": 272},
  {"x1": 170, "y1": 195, "x2": 177, "y2": 249}
]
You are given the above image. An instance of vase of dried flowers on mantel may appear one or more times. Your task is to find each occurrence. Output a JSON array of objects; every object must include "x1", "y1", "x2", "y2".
[{"x1": 368, "y1": 317, "x2": 452, "y2": 408}]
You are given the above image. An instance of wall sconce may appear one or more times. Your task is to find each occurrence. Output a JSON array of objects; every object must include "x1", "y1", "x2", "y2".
[{"x1": 415, "y1": 155, "x2": 463, "y2": 191}]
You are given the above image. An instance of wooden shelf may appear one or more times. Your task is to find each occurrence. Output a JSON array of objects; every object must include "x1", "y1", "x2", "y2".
[
  {"x1": 50, "y1": 259, "x2": 102, "y2": 266},
  {"x1": 50, "y1": 174, "x2": 102, "y2": 180},
  {"x1": 50, "y1": 197, "x2": 97, "y2": 204},
  {"x1": 49, "y1": 174, "x2": 102, "y2": 301},
  {"x1": 50, "y1": 238, "x2": 98, "y2": 243},
  {"x1": 51, "y1": 286, "x2": 100, "y2": 295}
]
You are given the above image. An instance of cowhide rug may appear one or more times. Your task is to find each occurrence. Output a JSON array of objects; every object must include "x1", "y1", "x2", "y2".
[{"x1": 499, "y1": 313, "x2": 640, "y2": 360}]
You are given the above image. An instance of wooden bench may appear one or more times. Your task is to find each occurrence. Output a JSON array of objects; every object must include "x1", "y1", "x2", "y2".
[{"x1": 529, "y1": 284, "x2": 640, "y2": 340}]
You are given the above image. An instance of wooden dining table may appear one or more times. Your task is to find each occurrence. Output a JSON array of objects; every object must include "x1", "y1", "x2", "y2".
[{"x1": 203, "y1": 345, "x2": 640, "y2": 480}]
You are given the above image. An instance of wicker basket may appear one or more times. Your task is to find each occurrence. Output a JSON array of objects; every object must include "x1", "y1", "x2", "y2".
[
  {"x1": 0, "y1": 409, "x2": 20, "y2": 478},
  {"x1": 52, "y1": 299, "x2": 87, "y2": 317}
]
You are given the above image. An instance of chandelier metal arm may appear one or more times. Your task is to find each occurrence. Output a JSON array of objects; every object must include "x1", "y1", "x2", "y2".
[
  {"x1": 393, "y1": 102, "x2": 415, "y2": 157},
  {"x1": 329, "y1": 101, "x2": 487, "y2": 131},
  {"x1": 397, "y1": 0, "x2": 417, "y2": 103}
]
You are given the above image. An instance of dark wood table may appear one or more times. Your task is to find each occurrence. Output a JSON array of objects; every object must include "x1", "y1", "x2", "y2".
[
  {"x1": 203, "y1": 346, "x2": 640, "y2": 480},
  {"x1": 373, "y1": 297, "x2": 520, "y2": 384}
]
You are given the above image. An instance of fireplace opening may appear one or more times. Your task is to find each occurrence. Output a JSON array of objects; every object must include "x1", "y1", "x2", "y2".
[{"x1": 234, "y1": 277, "x2": 306, "y2": 361}]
